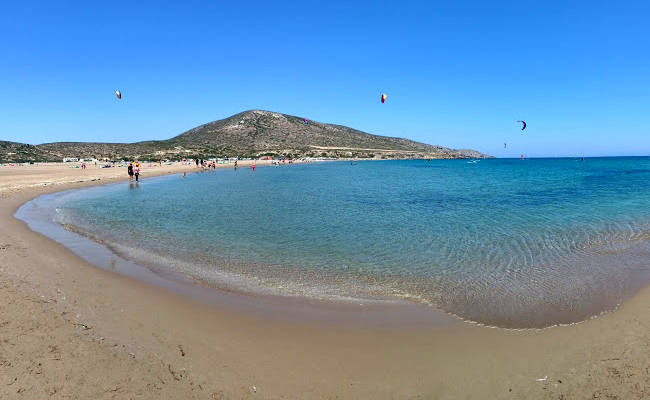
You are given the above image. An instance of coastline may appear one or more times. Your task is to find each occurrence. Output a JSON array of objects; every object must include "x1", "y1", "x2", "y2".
[
  {"x1": 16, "y1": 185, "x2": 455, "y2": 328},
  {"x1": 14, "y1": 185, "x2": 642, "y2": 330},
  {"x1": 0, "y1": 163, "x2": 648, "y2": 398}
]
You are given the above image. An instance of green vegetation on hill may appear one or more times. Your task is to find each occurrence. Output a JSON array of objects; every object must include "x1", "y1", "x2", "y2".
[
  {"x1": 0, "y1": 141, "x2": 58, "y2": 163},
  {"x1": 2, "y1": 110, "x2": 491, "y2": 162}
]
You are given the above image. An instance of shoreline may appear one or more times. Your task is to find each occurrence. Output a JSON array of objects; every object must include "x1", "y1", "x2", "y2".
[
  {"x1": 20, "y1": 163, "x2": 648, "y2": 330},
  {"x1": 1, "y1": 163, "x2": 648, "y2": 398},
  {"x1": 17, "y1": 185, "x2": 456, "y2": 329},
  {"x1": 13, "y1": 185, "x2": 635, "y2": 330}
]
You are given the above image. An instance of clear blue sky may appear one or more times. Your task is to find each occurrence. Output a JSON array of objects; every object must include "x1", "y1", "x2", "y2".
[{"x1": 2, "y1": 1, "x2": 649, "y2": 157}]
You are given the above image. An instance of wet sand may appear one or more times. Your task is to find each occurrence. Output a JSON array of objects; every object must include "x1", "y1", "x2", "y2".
[{"x1": 0, "y1": 163, "x2": 648, "y2": 399}]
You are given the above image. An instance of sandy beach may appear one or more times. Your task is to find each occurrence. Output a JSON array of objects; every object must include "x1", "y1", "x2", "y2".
[{"x1": 0, "y1": 163, "x2": 648, "y2": 399}]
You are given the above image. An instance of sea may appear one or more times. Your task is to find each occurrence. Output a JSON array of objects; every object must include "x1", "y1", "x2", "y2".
[{"x1": 17, "y1": 158, "x2": 650, "y2": 328}]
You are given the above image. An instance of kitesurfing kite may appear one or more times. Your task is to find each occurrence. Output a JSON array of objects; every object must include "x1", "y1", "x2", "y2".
[
  {"x1": 115, "y1": 90, "x2": 122, "y2": 100},
  {"x1": 504, "y1": 143, "x2": 507, "y2": 149},
  {"x1": 381, "y1": 93, "x2": 387, "y2": 103},
  {"x1": 516, "y1": 120, "x2": 526, "y2": 131}
]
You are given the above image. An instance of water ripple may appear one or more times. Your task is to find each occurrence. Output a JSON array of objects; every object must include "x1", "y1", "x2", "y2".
[{"x1": 52, "y1": 158, "x2": 650, "y2": 328}]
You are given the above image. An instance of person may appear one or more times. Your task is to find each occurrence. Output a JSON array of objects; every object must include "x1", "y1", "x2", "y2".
[
  {"x1": 127, "y1": 162, "x2": 134, "y2": 182},
  {"x1": 195, "y1": 158, "x2": 199, "y2": 167},
  {"x1": 251, "y1": 164, "x2": 255, "y2": 172},
  {"x1": 134, "y1": 162, "x2": 140, "y2": 182}
]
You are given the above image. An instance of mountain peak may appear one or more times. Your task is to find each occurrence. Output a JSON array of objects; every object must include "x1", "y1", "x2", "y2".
[{"x1": 2, "y1": 111, "x2": 491, "y2": 162}]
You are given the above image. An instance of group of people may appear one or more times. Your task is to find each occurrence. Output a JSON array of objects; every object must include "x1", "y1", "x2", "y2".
[
  {"x1": 127, "y1": 162, "x2": 141, "y2": 182},
  {"x1": 126, "y1": 158, "x2": 260, "y2": 183},
  {"x1": 195, "y1": 158, "x2": 218, "y2": 170}
]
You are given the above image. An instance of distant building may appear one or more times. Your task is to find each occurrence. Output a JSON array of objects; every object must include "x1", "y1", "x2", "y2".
[{"x1": 62, "y1": 157, "x2": 79, "y2": 162}]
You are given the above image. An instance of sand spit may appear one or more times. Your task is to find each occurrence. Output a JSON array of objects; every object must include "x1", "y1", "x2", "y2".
[{"x1": 0, "y1": 162, "x2": 648, "y2": 399}]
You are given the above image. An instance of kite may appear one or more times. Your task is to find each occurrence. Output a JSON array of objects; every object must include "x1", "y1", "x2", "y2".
[
  {"x1": 516, "y1": 120, "x2": 526, "y2": 131},
  {"x1": 504, "y1": 143, "x2": 507, "y2": 149},
  {"x1": 381, "y1": 93, "x2": 387, "y2": 103},
  {"x1": 115, "y1": 90, "x2": 122, "y2": 100}
]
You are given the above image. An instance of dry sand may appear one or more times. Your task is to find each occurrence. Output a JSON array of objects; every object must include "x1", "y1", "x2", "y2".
[{"x1": 0, "y1": 162, "x2": 648, "y2": 399}]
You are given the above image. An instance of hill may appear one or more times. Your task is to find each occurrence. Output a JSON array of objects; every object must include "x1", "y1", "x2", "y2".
[
  {"x1": 2, "y1": 110, "x2": 491, "y2": 162},
  {"x1": 0, "y1": 141, "x2": 57, "y2": 163}
]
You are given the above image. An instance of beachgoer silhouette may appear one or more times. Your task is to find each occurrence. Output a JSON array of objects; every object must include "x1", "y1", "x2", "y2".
[{"x1": 127, "y1": 162, "x2": 134, "y2": 182}]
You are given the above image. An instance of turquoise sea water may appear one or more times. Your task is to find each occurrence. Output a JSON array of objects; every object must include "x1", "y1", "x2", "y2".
[{"x1": 49, "y1": 158, "x2": 650, "y2": 328}]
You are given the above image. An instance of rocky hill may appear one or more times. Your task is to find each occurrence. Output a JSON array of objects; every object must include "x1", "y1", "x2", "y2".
[
  {"x1": 2, "y1": 110, "x2": 491, "y2": 162},
  {"x1": 0, "y1": 141, "x2": 57, "y2": 163}
]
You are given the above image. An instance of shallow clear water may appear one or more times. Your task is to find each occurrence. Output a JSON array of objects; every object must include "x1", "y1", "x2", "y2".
[{"x1": 50, "y1": 158, "x2": 650, "y2": 328}]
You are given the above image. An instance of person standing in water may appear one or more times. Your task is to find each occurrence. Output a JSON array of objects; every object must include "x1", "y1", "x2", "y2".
[
  {"x1": 127, "y1": 162, "x2": 134, "y2": 182},
  {"x1": 251, "y1": 163, "x2": 255, "y2": 172},
  {"x1": 134, "y1": 162, "x2": 140, "y2": 182}
]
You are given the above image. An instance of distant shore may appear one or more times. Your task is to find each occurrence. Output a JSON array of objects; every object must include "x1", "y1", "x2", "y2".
[{"x1": 0, "y1": 162, "x2": 648, "y2": 398}]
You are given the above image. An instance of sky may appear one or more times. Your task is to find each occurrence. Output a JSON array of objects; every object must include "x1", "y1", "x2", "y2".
[{"x1": 1, "y1": 1, "x2": 649, "y2": 157}]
